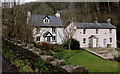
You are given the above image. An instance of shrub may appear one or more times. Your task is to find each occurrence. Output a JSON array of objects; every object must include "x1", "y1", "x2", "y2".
[
  {"x1": 63, "y1": 38, "x2": 80, "y2": 50},
  {"x1": 114, "y1": 56, "x2": 120, "y2": 62},
  {"x1": 42, "y1": 42, "x2": 52, "y2": 51},
  {"x1": 35, "y1": 42, "x2": 52, "y2": 51},
  {"x1": 117, "y1": 40, "x2": 120, "y2": 48},
  {"x1": 34, "y1": 42, "x2": 44, "y2": 50},
  {"x1": 34, "y1": 58, "x2": 49, "y2": 72}
]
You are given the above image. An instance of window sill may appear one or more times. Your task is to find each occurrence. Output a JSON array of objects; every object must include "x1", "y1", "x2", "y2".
[{"x1": 52, "y1": 40, "x2": 57, "y2": 42}]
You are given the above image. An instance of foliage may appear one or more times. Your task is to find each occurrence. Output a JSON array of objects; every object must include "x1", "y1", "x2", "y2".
[
  {"x1": 34, "y1": 42, "x2": 44, "y2": 50},
  {"x1": 42, "y1": 42, "x2": 52, "y2": 51},
  {"x1": 46, "y1": 46, "x2": 65, "y2": 59},
  {"x1": 117, "y1": 40, "x2": 120, "y2": 48},
  {"x1": 2, "y1": 40, "x2": 58, "y2": 72},
  {"x1": 2, "y1": 5, "x2": 33, "y2": 43},
  {"x1": 34, "y1": 58, "x2": 49, "y2": 72},
  {"x1": 34, "y1": 42, "x2": 52, "y2": 51},
  {"x1": 12, "y1": 59, "x2": 26, "y2": 67},
  {"x1": 19, "y1": 65, "x2": 34, "y2": 72},
  {"x1": 2, "y1": 49, "x2": 16, "y2": 61},
  {"x1": 63, "y1": 38, "x2": 80, "y2": 50},
  {"x1": 114, "y1": 56, "x2": 120, "y2": 62}
]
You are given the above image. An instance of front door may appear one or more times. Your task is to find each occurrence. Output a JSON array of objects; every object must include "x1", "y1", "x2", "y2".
[
  {"x1": 93, "y1": 39, "x2": 97, "y2": 48},
  {"x1": 103, "y1": 39, "x2": 107, "y2": 47}
]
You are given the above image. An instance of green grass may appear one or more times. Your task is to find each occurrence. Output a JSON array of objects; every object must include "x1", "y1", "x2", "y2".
[{"x1": 49, "y1": 48, "x2": 119, "y2": 72}]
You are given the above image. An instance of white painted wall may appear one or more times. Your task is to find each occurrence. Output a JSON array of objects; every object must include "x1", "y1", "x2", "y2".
[
  {"x1": 32, "y1": 27, "x2": 64, "y2": 44},
  {"x1": 65, "y1": 24, "x2": 117, "y2": 48}
]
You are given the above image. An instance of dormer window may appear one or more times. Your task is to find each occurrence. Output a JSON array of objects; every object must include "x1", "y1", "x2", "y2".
[{"x1": 43, "y1": 16, "x2": 49, "y2": 23}]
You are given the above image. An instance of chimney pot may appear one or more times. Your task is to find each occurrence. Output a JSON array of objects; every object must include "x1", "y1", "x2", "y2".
[
  {"x1": 95, "y1": 18, "x2": 98, "y2": 23},
  {"x1": 55, "y1": 12, "x2": 60, "y2": 17},
  {"x1": 107, "y1": 18, "x2": 111, "y2": 23}
]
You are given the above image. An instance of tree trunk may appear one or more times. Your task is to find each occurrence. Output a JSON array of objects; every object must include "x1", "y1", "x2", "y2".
[
  {"x1": 95, "y1": 2, "x2": 101, "y2": 16},
  {"x1": 108, "y1": 1, "x2": 111, "y2": 12},
  {"x1": 68, "y1": 39, "x2": 72, "y2": 50}
]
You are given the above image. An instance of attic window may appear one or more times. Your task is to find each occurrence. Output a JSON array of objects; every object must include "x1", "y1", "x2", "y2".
[
  {"x1": 43, "y1": 16, "x2": 49, "y2": 23},
  {"x1": 45, "y1": 19, "x2": 49, "y2": 23}
]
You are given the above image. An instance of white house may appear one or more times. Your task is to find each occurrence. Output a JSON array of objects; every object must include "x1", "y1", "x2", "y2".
[
  {"x1": 27, "y1": 12, "x2": 65, "y2": 44},
  {"x1": 65, "y1": 20, "x2": 117, "y2": 48}
]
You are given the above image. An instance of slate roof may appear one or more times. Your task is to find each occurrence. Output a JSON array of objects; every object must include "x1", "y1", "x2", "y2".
[
  {"x1": 29, "y1": 15, "x2": 63, "y2": 27},
  {"x1": 72, "y1": 22, "x2": 116, "y2": 29}
]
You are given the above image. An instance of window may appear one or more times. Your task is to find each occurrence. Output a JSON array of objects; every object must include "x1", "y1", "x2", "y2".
[
  {"x1": 83, "y1": 38, "x2": 86, "y2": 44},
  {"x1": 43, "y1": 17, "x2": 49, "y2": 23},
  {"x1": 83, "y1": 29, "x2": 86, "y2": 34},
  {"x1": 52, "y1": 36, "x2": 56, "y2": 42},
  {"x1": 36, "y1": 36, "x2": 40, "y2": 41},
  {"x1": 109, "y1": 29, "x2": 112, "y2": 34},
  {"x1": 45, "y1": 19, "x2": 49, "y2": 23},
  {"x1": 110, "y1": 37, "x2": 112, "y2": 43},
  {"x1": 47, "y1": 37, "x2": 51, "y2": 42},
  {"x1": 96, "y1": 29, "x2": 98, "y2": 34},
  {"x1": 52, "y1": 28, "x2": 56, "y2": 33}
]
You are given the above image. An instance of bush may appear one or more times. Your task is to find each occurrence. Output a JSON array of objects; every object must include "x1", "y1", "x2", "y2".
[
  {"x1": 114, "y1": 56, "x2": 120, "y2": 62},
  {"x1": 34, "y1": 42, "x2": 44, "y2": 50},
  {"x1": 35, "y1": 42, "x2": 52, "y2": 51},
  {"x1": 63, "y1": 38, "x2": 80, "y2": 50},
  {"x1": 42, "y1": 42, "x2": 52, "y2": 51}
]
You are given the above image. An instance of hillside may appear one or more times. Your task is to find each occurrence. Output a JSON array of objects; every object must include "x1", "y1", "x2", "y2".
[
  {"x1": 21, "y1": 2, "x2": 120, "y2": 41},
  {"x1": 2, "y1": 2, "x2": 120, "y2": 47}
]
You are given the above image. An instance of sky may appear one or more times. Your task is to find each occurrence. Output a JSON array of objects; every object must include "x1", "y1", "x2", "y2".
[
  {"x1": 0, "y1": 0, "x2": 37, "y2": 4},
  {"x1": 0, "y1": 0, "x2": 119, "y2": 4}
]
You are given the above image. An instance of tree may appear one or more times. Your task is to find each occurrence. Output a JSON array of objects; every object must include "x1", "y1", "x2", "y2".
[
  {"x1": 2, "y1": 1, "x2": 33, "y2": 43},
  {"x1": 64, "y1": 23, "x2": 76, "y2": 50}
]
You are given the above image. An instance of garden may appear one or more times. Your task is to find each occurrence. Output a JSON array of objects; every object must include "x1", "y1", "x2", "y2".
[
  {"x1": 45, "y1": 38, "x2": 119, "y2": 72},
  {"x1": 2, "y1": 38, "x2": 120, "y2": 73}
]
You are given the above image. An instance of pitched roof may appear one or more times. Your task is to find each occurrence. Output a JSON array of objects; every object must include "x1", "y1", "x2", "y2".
[
  {"x1": 43, "y1": 31, "x2": 53, "y2": 38},
  {"x1": 29, "y1": 15, "x2": 63, "y2": 27},
  {"x1": 72, "y1": 22, "x2": 116, "y2": 29}
]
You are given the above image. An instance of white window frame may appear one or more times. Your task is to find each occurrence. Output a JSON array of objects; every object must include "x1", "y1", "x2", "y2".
[
  {"x1": 52, "y1": 28, "x2": 56, "y2": 34},
  {"x1": 83, "y1": 38, "x2": 86, "y2": 44},
  {"x1": 43, "y1": 17, "x2": 49, "y2": 23},
  {"x1": 110, "y1": 37, "x2": 112, "y2": 43},
  {"x1": 47, "y1": 37, "x2": 51, "y2": 42},
  {"x1": 52, "y1": 36, "x2": 56, "y2": 42},
  {"x1": 109, "y1": 29, "x2": 112, "y2": 34},
  {"x1": 36, "y1": 36, "x2": 40, "y2": 41}
]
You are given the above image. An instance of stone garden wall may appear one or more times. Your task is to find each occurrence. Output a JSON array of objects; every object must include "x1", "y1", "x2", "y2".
[{"x1": 2, "y1": 39, "x2": 88, "y2": 73}]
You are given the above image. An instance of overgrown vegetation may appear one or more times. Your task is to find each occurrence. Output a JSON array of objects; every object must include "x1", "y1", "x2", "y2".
[{"x1": 2, "y1": 40, "x2": 58, "y2": 72}]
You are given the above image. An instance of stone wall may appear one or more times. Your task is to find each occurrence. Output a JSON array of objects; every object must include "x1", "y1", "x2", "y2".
[{"x1": 2, "y1": 39, "x2": 88, "y2": 73}]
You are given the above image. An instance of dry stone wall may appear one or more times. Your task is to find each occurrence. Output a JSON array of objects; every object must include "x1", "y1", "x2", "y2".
[{"x1": 3, "y1": 39, "x2": 88, "y2": 73}]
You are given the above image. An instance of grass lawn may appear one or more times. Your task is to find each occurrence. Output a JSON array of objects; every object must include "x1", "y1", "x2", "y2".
[{"x1": 50, "y1": 48, "x2": 119, "y2": 72}]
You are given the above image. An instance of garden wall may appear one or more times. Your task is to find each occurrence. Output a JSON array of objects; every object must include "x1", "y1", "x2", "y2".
[{"x1": 2, "y1": 39, "x2": 88, "y2": 73}]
